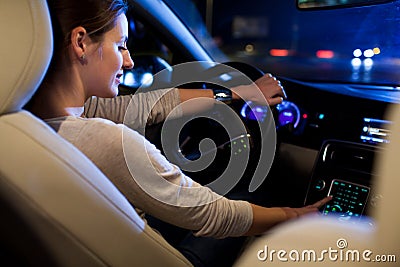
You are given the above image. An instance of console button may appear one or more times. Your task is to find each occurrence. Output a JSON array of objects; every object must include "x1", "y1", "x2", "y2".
[{"x1": 314, "y1": 179, "x2": 326, "y2": 191}]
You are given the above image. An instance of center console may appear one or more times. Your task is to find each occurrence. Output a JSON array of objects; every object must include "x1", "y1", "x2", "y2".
[{"x1": 304, "y1": 140, "x2": 382, "y2": 221}]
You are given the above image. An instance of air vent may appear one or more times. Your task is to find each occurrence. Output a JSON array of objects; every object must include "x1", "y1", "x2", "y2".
[{"x1": 322, "y1": 141, "x2": 376, "y2": 174}]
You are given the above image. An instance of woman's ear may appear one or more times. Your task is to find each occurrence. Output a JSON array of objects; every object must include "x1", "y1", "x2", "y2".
[{"x1": 70, "y1": 26, "x2": 88, "y2": 62}]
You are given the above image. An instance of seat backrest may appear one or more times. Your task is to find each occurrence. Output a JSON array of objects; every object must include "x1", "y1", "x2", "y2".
[
  {"x1": 0, "y1": 1, "x2": 191, "y2": 266},
  {"x1": 373, "y1": 103, "x2": 400, "y2": 253}
]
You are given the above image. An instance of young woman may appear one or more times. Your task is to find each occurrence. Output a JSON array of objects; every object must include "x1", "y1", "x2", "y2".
[{"x1": 27, "y1": 0, "x2": 331, "y2": 265}]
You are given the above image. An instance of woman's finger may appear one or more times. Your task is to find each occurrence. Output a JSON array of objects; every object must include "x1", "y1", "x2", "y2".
[{"x1": 311, "y1": 196, "x2": 333, "y2": 209}]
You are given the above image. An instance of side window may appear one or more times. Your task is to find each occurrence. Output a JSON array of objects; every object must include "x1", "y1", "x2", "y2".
[
  {"x1": 127, "y1": 18, "x2": 172, "y2": 61},
  {"x1": 120, "y1": 14, "x2": 173, "y2": 94}
]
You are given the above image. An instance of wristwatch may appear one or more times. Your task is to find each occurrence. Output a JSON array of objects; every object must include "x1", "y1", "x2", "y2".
[{"x1": 212, "y1": 87, "x2": 232, "y2": 103}]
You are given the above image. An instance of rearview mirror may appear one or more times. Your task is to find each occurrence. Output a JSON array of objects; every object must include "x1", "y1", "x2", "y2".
[{"x1": 297, "y1": 0, "x2": 394, "y2": 9}]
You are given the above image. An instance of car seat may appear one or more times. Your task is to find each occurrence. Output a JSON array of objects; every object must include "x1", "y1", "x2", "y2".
[{"x1": 0, "y1": 1, "x2": 192, "y2": 266}]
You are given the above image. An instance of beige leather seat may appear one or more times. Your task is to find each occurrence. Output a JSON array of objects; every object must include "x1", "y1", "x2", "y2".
[{"x1": 0, "y1": 1, "x2": 191, "y2": 266}]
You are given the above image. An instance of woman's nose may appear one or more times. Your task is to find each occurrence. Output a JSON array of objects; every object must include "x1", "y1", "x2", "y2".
[{"x1": 123, "y1": 50, "x2": 134, "y2": 69}]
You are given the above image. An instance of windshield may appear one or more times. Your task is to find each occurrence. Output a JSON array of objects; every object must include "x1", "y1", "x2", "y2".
[{"x1": 165, "y1": 0, "x2": 400, "y2": 86}]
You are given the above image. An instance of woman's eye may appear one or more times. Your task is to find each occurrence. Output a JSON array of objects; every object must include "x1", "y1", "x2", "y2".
[{"x1": 118, "y1": 46, "x2": 128, "y2": 51}]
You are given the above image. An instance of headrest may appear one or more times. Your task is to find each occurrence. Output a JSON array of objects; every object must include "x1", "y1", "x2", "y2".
[{"x1": 0, "y1": 1, "x2": 53, "y2": 115}]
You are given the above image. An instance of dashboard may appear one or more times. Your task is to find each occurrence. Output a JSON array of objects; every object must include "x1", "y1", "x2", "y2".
[
  {"x1": 263, "y1": 78, "x2": 394, "y2": 149},
  {"x1": 245, "y1": 77, "x2": 397, "y2": 218}
]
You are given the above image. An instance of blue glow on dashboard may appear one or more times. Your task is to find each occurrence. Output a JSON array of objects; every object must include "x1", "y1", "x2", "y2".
[
  {"x1": 240, "y1": 101, "x2": 268, "y2": 121},
  {"x1": 240, "y1": 100, "x2": 301, "y2": 130},
  {"x1": 276, "y1": 101, "x2": 300, "y2": 128}
]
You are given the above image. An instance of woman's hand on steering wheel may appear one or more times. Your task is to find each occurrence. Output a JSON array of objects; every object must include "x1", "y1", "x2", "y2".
[{"x1": 231, "y1": 73, "x2": 287, "y2": 107}]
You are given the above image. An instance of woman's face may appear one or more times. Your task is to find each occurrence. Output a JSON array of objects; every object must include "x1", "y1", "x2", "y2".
[{"x1": 84, "y1": 14, "x2": 133, "y2": 98}]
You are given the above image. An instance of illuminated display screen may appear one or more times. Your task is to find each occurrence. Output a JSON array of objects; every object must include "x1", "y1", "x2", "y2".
[{"x1": 360, "y1": 118, "x2": 391, "y2": 144}]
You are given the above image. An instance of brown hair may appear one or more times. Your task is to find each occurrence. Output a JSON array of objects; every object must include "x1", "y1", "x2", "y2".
[
  {"x1": 25, "y1": 0, "x2": 128, "y2": 111},
  {"x1": 25, "y1": 0, "x2": 128, "y2": 112},
  {"x1": 47, "y1": 0, "x2": 128, "y2": 68}
]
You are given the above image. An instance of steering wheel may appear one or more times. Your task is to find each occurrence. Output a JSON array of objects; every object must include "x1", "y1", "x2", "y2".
[
  {"x1": 158, "y1": 61, "x2": 279, "y2": 196},
  {"x1": 217, "y1": 61, "x2": 265, "y2": 81}
]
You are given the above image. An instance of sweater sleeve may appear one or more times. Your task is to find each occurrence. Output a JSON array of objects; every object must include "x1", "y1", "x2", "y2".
[
  {"x1": 54, "y1": 117, "x2": 253, "y2": 239},
  {"x1": 83, "y1": 88, "x2": 182, "y2": 130}
]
